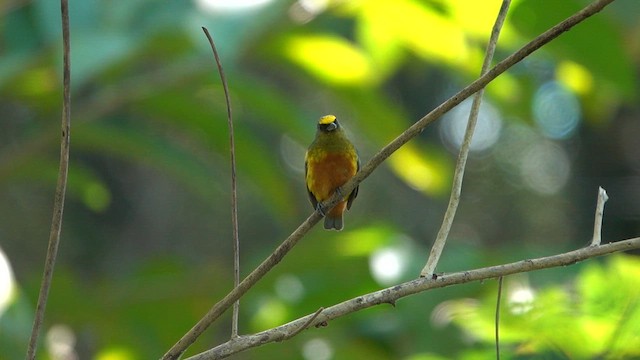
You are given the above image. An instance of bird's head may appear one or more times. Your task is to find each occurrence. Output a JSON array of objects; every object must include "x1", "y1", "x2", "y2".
[{"x1": 318, "y1": 114, "x2": 340, "y2": 133}]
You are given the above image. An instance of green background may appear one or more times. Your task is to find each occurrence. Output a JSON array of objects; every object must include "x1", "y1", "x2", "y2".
[{"x1": 1, "y1": 0, "x2": 639, "y2": 359}]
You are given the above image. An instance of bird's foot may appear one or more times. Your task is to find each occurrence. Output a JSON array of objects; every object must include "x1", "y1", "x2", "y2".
[
  {"x1": 334, "y1": 186, "x2": 344, "y2": 199},
  {"x1": 315, "y1": 203, "x2": 326, "y2": 217}
]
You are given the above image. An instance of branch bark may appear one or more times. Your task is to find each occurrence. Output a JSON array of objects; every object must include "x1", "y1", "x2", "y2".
[
  {"x1": 186, "y1": 238, "x2": 640, "y2": 360},
  {"x1": 162, "y1": 0, "x2": 617, "y2": 358}
]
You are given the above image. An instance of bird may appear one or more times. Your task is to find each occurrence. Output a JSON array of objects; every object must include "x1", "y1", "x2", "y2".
[{"x1": 305, "y1": 114, "x2": 359, "y2": 230}]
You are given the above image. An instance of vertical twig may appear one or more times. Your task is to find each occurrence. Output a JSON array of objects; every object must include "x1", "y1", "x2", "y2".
[
  {"x1": 590, "y1": 186, "x2": 608, "y2": 246},
  {"x1": 420, "y1": 0, "x2": 512, "y2": 277},
  {"x1": 26, "y1": 0, "x2": 71, "y2": 358},
  {"x1": 495, "y1": 276, "x2": 504, "y2": 360},
  {"x1": 202, "y1": 27, "x2": 241, "y2": 339}
]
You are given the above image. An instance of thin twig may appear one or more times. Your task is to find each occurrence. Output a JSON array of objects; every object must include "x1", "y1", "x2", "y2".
[
  {"x1": 162, "y1": 1, "x2": 616, "y2": 358},
  {"x1": 26, "y1": 0, "x2": 71, "y2": 358},
  {"x1": 495, "y1": 276, "x2": 504, "y2": 360},
  {"x1": 421, "y1": 0, "x2": 511, "y2": 277},
  {"x1": 185, "y1": 237, "x2": 640, "y2": 360},
  {"x1": 202, "y1": 27, "x2": 241, "y2": 339},
  {"x1": 590, "y1": 186, "x2": 608, "y2": 246}
]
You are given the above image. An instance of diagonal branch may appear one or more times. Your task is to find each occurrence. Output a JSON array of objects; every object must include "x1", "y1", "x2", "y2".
[
  {"x1": 421, "y1": 0, "x2": 511, "y2": 277},
  {"x1": 162, "y1": 0, "x2": 616, "y2": 358},
  {"x1": 26, "y1": 0, "x2": 71, "y2": 358},
  {"x1": 186, "y1": 237, "x2": 640, "y2": 360}
]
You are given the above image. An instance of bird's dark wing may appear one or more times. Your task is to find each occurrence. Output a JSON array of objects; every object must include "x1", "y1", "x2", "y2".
[
  {"x1": 346, "y1": 156, "x2": 359, "y2": 210},
  {"x1": 305, "y1": 159, "x2": 318, "y2": 209}
]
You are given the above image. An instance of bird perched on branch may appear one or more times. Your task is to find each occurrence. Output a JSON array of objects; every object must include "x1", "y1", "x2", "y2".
[{"x1": 305, "y1": 115, "x2": 359, "y2": 230}]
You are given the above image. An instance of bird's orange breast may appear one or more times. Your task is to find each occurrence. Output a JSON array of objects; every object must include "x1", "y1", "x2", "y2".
[{"x1": 306, "y1": 152, "x2": 358, "y2": 203}]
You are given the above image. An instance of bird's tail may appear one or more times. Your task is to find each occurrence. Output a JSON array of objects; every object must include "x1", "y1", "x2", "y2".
[{"x1": 324, "y1": 215, "x2": 344, "y2": 231}]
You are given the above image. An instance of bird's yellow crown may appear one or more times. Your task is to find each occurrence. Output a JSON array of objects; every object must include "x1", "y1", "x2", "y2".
[{"x1": 318, "y1": 115, "x2": 337, "y2": 125}]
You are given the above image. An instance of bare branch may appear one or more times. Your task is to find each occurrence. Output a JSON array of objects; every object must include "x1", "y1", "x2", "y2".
[
  {"x1": 421, "y1": 0, "x2": 512, "y2": 277},
  {"x1": 26, "y1": 0, "x2": 71, "y2": 358},
  {"x1": 162, "y1": 1, "x2": 617, "y2": 358},
  {"x1": 201, "y1": 26, "x2": 241, "y2": 340},
  {"x1": 591, "y1": 187, "x2": 609, "y2": 246},
  {"x1": 186, "y1": 237, "x2": 640, "y2": 360}
]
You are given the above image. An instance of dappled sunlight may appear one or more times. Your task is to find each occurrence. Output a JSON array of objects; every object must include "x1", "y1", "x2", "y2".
[
  {"x1": 556, "y1": 61, "x2": 594, "y2": 96},
  {"x1": 283, "y1": 34, "x2": 375, "y2": 86},
  {"x1": 448, "y1": 0, "x2": 520, "y2": 42},
  {"x1": 95, "y1": 347, "x2": 136, "y2": 360},
  {"x1": 389, "y1": 145, "x2": 450, "y2": 194},
  {"x1": 354, "y1": 0, "x2": 470, "y2": 67}
]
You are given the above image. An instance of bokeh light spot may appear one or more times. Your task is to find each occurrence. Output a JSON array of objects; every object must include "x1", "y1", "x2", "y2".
[
  {"x1": 520, "y1": 142, "x2": 571, "y2": 195},
  {"x1": 369, "y1": 246, "x2": 408, "y2": 286},
  {"x1": 0, "y1": 247, "x2": 15, "y2": 318},
  {"x1": 302, "y1": 338, "x2": 333, "y2": 360},
  {"x1": 95, "y1": 347, "x2": 136, "y2": 360},
  {"x1": 440, "y1": 99, "x2": 502, "y2": 152},
  {"x1": 275, "y1": 274, "x2": 305, "y2": 303},
  {"x1": 252, "y1": 297, "x2": 288, "y2": 329},
  {"x1": 533, "y1": 81, "x2": 581, "y2": 139},
  {"x1": 508, "y1": 285, "x2": 535, "y2": 315},
  {"x1": 556, "y1": 61, "x2": 594, "y2": 96},
  {"x1": 83, "y1": 181, "x2": 111, "y2": 212},
  {"x1": 195, "y1": 0, "x2": 274, "y2": 13},
  {"x1": 46, "y1": 324, "x2": 77, "y2": 360}
]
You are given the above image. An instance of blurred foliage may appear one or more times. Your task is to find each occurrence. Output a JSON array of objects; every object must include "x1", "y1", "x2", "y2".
[
  {"x1": 1, "y1": 0, "x2": 640, "y2": 359},
  {"x1": 445, "y1": 254, "x2": 640, "y2": 359}
]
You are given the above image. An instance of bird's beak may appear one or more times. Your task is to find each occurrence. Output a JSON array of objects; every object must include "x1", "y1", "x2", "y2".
[{"x1": 326, "y1": 122, "x2": 337, "y2": 131}]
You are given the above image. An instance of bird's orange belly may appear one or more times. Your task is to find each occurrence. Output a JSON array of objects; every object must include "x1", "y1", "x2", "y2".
[{"x1": 307, "y1": 153, "x2": 357, "y2": 203}]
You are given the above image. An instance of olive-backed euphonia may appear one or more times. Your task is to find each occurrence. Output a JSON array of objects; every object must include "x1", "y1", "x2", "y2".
[{"x1": 305, "y1": 115, "x2": 359, "y2": 230}]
